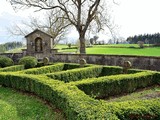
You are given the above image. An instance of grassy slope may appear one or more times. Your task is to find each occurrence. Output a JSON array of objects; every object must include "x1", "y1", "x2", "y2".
[
  {"x1": 0, "y1": 86, "x2": 64, "y2": 120},
  {"x1": 59, "y1": 44, "x2": 160, "y2": 56}
]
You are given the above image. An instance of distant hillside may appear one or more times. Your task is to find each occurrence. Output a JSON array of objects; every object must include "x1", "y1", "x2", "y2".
[{"x1": 0, "y1": 41, "x2": 24, "y2": 53}]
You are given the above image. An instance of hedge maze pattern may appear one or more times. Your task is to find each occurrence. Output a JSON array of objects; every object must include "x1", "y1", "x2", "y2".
[{"x1": 0, "y1": 63, "x2": 160, "y2": 120}]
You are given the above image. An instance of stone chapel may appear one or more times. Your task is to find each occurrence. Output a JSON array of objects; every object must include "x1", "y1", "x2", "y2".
[{"x1": 22, "y1": 29, "x2": 57, "y2": 59}]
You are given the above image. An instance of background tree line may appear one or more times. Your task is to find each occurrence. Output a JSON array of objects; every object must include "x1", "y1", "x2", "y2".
[
  {"x1": 126, "y1": 33, "x2": 160, "y2": 44},
  {"x1": 0, "y1": 41, "x2": 23, "y2": 53}
]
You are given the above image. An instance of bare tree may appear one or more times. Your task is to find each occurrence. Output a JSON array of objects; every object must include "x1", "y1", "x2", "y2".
[
  {"x1": 7, "y1": 9, "x2": 71, "y2": 47},
  {"x1": 9, "y1": 0, "x2": 116, "y2": 54}
]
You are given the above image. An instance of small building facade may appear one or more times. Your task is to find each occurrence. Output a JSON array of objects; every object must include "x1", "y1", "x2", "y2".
[{"x1": 23, "y1": 29, "x2": 57, "y2": 59}]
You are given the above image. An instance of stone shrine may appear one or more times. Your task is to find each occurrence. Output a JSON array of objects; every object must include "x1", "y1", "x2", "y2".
[{"x1": 22, "y1": 29, "x2": 58, "y2": 59}]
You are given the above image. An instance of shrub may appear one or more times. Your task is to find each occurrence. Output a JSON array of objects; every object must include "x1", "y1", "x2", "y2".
[
  {"x1": 71, "y1": 71, "x2": 157, "y2": 98},
  {"x1": 0, "y1": 65, "x2": 160, "y2": 119},
  {"x1": 0, "y1": 65, "x2": 24, "y2": 72},
  {"x1": 47, "y1": 66, "x2": 103, "y2": 83},
  {"x1": 63, "y1": 63, "x2": 90, "y2": 70},
  {"x1": 106, "y1": 99, "x2": 160, "y2": 120},
  {"x1": 0, "y1": 56, "x2": 13, "y2": 68},
  {"x1": 22, "y1": 63, "x2": 65, "y2": 75},
  {"x1": 68, "y1": 43, "x2": 71, "y2": 48},
  {"x1": 0, "y1": 72, "x2": 118, "y2": 120},
  {"x1": 19, "y1": 56, "x2": 38, "y2": 69},
  {"x1": 100, "y1": 66, "x2": 123, "y2": 76}
]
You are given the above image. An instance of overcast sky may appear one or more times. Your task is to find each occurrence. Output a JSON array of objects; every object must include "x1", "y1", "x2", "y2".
[{"x1": 1, "y1": 0, "x2": 160, "y2": 44}]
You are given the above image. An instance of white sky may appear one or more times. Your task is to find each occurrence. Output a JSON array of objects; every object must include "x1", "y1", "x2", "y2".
[{"x1": 1, "y1": 0, "x2": 160, "y2": 43}]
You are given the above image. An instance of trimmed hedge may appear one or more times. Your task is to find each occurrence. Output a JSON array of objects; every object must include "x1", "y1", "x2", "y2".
[
  {"x1": 100, "y1": 66, "x2": 123, "y2": 76},
  {"x1": 71, "y1": 71, "x2": 158, "y2": 98},
  {"x1": 21, "y1": 63, "x2": 87, "y2": 75},
  {"x1": 47, "y1": 65, "x2": 143, "y2": 83},
  {"x1": 21, "y1": 63, "x2": 65, "y2": 75},
  {"x1": 63, "y1": 63, "x2": 90, "y2": 70},
  {"x1": 0, "y1": 72, "x2": 118, "y2": 120},
  {"x1": 47, "y1": 66, "x2": 103, "y2": 83},
  {"x1": 104, "y1": 99, "x2": 160, "y2": 120},
  {"x1": 0, "y1": 63, "x2": 159, "y2": 119},
  {"x1": 100, "y1": 66, "x2": 142, "y2": 76},
  {"x1": 0, "y1": 65, "x2": 24, "y2": 72}
]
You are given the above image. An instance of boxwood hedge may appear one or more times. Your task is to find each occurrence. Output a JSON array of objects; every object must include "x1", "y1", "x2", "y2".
[
  {"x1": 46, "y1": 66, "x2": 103, "y2": 82},
  {"x1": 0, "y1": 72, "x2": 118, "y2": 120},
  {"x1": 47, "y1": 65, "x2": 143, "y2": 83},
  {"x1": 71, "y1": 71, "x2": 159, "y2": 98},
  {"x1": 0, "y1": 65, "x2": 24, "y2": 72},
  {"x1": 0, "y1": 63, "x2": 159, "y2": 120},
  {"x1": 21, "y1": 63, "x2": 89, "y2": 75}
]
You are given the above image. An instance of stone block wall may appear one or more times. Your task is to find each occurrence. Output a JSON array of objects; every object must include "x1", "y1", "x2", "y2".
[
  {"x1": 1, "y1": 52, "x2": 160, "y2": 71},
  {"x1": 51, "y1": 54, "x2": 160, "y2": 71}
]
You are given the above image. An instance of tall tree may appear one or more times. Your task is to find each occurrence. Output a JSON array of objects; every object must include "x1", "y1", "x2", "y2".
[
  {"x1": 7, "y1": 9, "x2": 71, "y2": 47},
  {"x1": 9, "y1": 0, "x2": 115, "y2": 54}
]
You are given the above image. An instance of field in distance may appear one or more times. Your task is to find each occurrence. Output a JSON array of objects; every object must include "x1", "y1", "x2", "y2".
[
  {"x1": 4, "y1": 44, "x2": 160, "y2": 57},
  {"x1": 58, "y1": 44, "x2": 160, "y2": 57}
]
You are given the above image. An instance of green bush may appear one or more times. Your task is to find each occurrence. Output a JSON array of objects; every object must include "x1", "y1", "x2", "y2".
[
  {"x1": 0, "y1": 72, "x2": 118, "y2": 120},
  {"x1": 47, "y1": 66, "x2": 103, "y2": 82},
  {"x1": 21, "y1": 63, "x2": 85, "y2": 75},
  {"x1": 63, "y1": 63, "x2": 90, "y2": 70},
  {"x1": 0, "y1": 64, "x2": 160, "y2": 119},
  {"x1": 105, "y1": 99, "x2": 160, "y2": 120},
  {"x1": 22, "y1": 63, "x2": 65, "y2": 75},
  {"x1": 19, "y1": 56, "x2": 38, "y2": 69},
  {"x1": 0, "y1": 65, "x2": 24, "y2": 72},
  {"x1": 47, "y1": 65, "x2": 142, "y2": 83},
  {"x1": 71, "y1": 71, "x2": 157, "y2": 98},
  {"x1": 0, "y1": 56, "x2": 13, "y2": 68},
  {"x1": 100, "y1": 66, "x2": 142, "y2": 76}
]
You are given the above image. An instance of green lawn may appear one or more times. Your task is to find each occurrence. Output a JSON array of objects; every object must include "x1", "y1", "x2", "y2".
[
  {"x1": 58, "y1": 44, "x2": 160, "y2": 56},
  {"x1": 106, "y1": 85, "x2": 160, "y2": 102},
  {"x1": 86, "y1": 47, "x2": 160, "y2": 56},
  {"x1": 93, "y1": 44, "x2": 150, "y2": 48},
  {"x1": 4, "y1": 44, "x2": 160, "y2": 57},
  {"x1": 0, "y1": 86, "x2": 64, "y2": 120}
]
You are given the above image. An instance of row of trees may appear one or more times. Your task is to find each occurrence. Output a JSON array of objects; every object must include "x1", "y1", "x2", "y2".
[
  {"x1": 126, "y1": 33, "x2": 160, "y2": 44},
  {"x1": 0, "y1": 41, "x2": 23, "y2": 53}
]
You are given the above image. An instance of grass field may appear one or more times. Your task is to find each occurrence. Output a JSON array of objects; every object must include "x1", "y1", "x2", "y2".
[
  {"x1": 58, "y1": 44, "x2": 160, "y2": 56},
  {"x1": 86, "y1": 47, "x2": 160, "y2": 56},
  {"x1": 0, "y1": 86, "x2": 64, "y2": 120},
  {"x1": 4, "y1": 44, "x2": 160, "y2": 57}
]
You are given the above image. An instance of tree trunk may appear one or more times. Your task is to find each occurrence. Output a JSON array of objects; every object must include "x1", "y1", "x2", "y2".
[{"x1": 79, "y1": 35, "x2": 86, "y2": 54}]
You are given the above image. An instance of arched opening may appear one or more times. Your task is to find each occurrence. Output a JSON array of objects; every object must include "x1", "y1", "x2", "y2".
[{"x1": 35, "y1": 37, "x2": 43, "y2": 52}]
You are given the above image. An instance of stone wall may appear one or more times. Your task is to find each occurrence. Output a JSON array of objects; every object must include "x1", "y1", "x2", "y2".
[
  {"x1": 1, "y1": 52, "x2": 160, "y2": 71},
  {"x1": 0, "y1": 53, "x2": 23, "y2": 63},
  {"x1": 51, "y1": 54, "x2": 160, "y2": 71}
]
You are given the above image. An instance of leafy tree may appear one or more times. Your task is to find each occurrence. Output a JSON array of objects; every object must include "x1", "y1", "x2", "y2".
[{"x1": 9, "y1": 0, "x2": 116, "y2": 54}]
